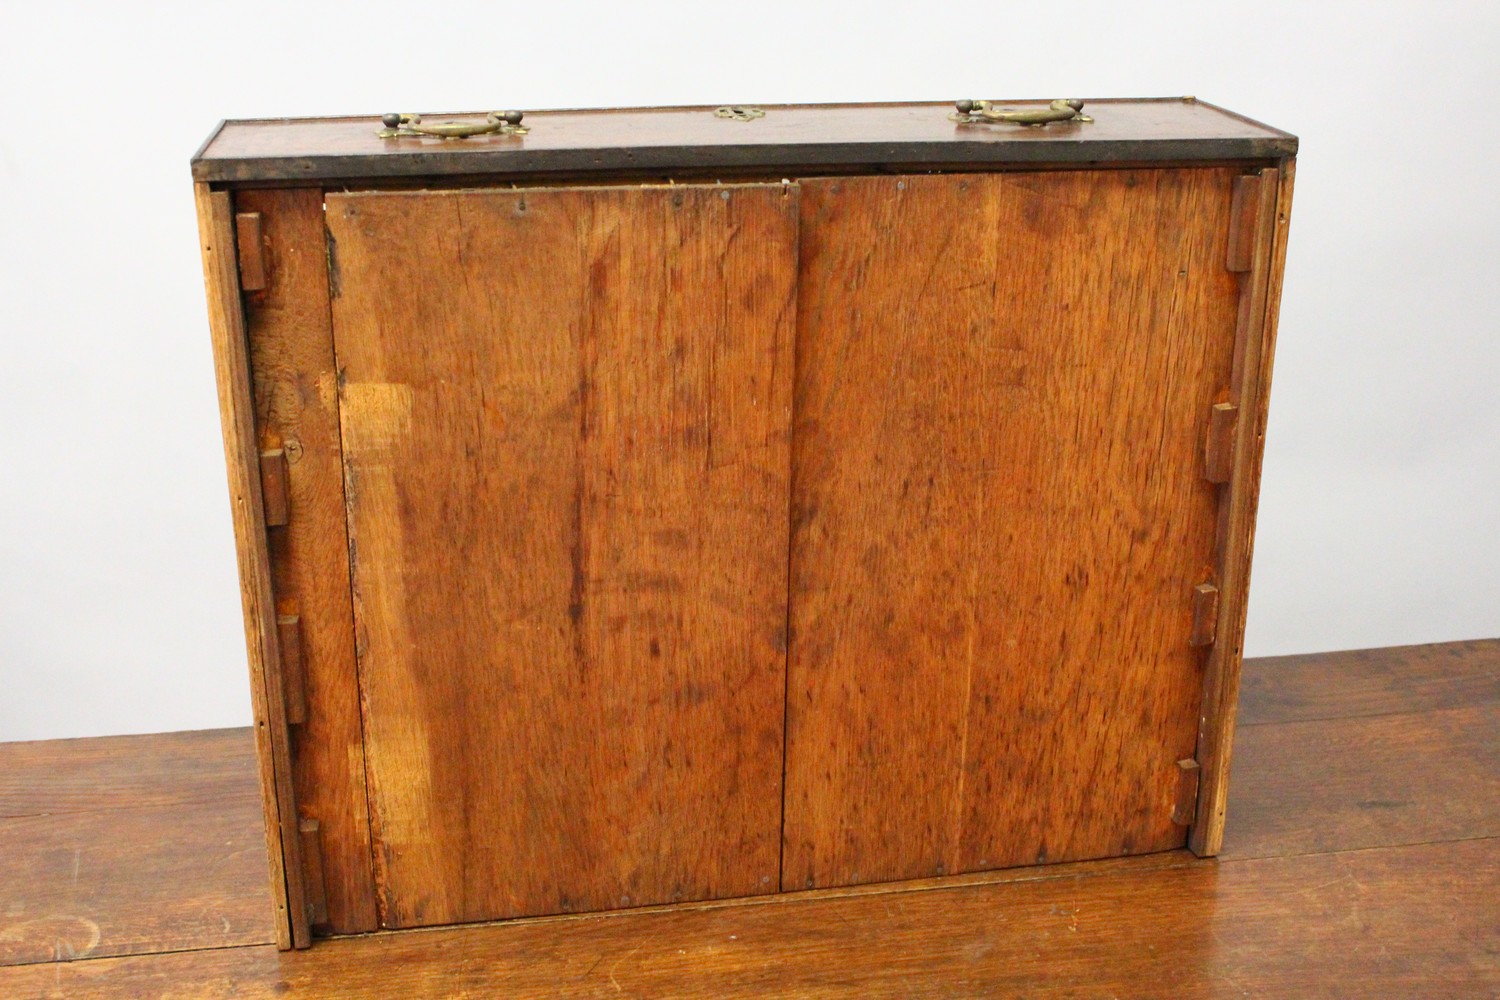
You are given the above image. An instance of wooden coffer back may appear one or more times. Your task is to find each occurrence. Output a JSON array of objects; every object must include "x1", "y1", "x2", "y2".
[{"x1": 193, "y1": 99, "x2": 1297, "y2": 949}]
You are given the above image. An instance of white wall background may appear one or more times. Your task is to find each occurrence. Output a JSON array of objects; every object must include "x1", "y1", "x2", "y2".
[{"x1": 2, "y1": 1, "x2": 1496, "y2": 741}]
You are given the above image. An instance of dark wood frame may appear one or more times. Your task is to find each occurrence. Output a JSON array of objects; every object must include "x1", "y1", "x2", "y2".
[{"x1": 192, "y1": 98, "x2": 1296, "y2": 185}]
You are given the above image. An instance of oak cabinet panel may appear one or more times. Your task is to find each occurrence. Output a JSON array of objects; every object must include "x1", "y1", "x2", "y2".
[
  {"x1": 328, "y1": 184, "x2": 797, "y2": 928},
  {"x1": 784, "y1": 169, "x2": 1241, "y2": 888},
  {"x1": 193, "y1": 99, "x2": 1296, "y2": 947}
]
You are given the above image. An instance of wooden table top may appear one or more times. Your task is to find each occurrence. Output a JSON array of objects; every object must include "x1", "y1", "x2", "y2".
[
  {"x1": 192, "y1": 98, "x2": 1297, "y2": 184},
  {"x1": 1, "y1": 639, "x2": 1496, "y2": 997}
]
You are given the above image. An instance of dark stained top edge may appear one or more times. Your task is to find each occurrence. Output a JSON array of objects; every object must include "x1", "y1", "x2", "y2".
[
  {"x1": 195, "y1": 139, "x2": 1297, "y2": 185},
  {"x1": 190, "y1": 119, "x2": 228, "y2": 168},
  {"x1": 193, "y1": 98, "x2": 1298, "y2": 185},
  {"x1": 1192, "y1": 99, "x2": 1298, "y2": 142}
]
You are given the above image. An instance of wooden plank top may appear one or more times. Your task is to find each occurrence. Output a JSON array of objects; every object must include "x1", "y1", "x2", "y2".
[
  {"x1": 192, "y1": 98, "x2": 1297, "y2": 184},
  {"x1": 3, "y1": 641, "x2": 1497, "y2": 995}
]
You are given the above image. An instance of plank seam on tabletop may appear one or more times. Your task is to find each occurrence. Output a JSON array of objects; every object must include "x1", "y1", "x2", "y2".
[
  {"x1": 1218, "y1": 832, "x2": 1500, "y2": 866},
  {"x1": 9, "y1": 941, "x2": 277, "y2": 970},
  {"x1": 12, "y1": 837, "x2": 1497, "y2": 970},
  {"x1": 1238, "y1": 704, "x2": 1500, "y2": 728}
]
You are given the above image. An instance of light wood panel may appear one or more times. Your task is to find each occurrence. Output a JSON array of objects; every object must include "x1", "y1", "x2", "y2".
[
  {"x1": 325, "y1": 183, "x2": 798, "y2": 928},
  {"x1": 9, "y1": 839, "x2": 1495, "y2": 998},
  {"x1": 194, "y1": 184, "x2": 306, "y2": 949},
  {"x1": 784, "y1": 169, "x2": 1244, "y2": 889},
  {"x1": 1190, "y1": 163, "x2": 1294, "y2": 856},
  {"x1": 236, "y1": 188, "x2": 377, "y2": 934}
]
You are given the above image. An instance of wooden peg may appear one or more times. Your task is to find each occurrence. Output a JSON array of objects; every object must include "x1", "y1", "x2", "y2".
[
  {"x1": 1225, "y1": 175, "x2": 1261, "y2": 273},
  {"x1": 1190, "y1": 583, "x2": 1220, "y2": 648},
  {"x1": 298, "y1": 818, "x2": 330, "y2": 928},
  {"x1": 260, "y1": 449, "x2": 290, "y2": 527},
  {"x1": 278, "y1": 614, "x2": 307, "y2": 725},
  {"x1": 1204, "y1": 402, "x2": 1239, "y2": 483},
  {"x1": 1172, "y1": 759, "x2": 1201, "y2": 826},
  {"x1": 235, "y1": 211, "x2": 268, "y2": 292}
]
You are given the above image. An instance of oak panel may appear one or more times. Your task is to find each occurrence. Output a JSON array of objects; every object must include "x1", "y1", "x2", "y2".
[
  {"x1": 194, "y1": 183, "x2": 305, "y2": 948},
  {"x1": 326, "y1": 183, "x2": 797, "y2": 928},
  {"x1": 784, "y1": 169, "x2": 1243, "y2": 888},
  {"x1": 237, "y1": 188, "x2": 377, "y2": 934},
  {"x1": 1189, "y1": 163, "x2": 1292, "y2": 856}
]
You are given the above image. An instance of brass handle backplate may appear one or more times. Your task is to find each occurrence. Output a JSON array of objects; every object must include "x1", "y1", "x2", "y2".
[
  {"x1": 714, "y1": 106, "x2": 766, "y2": 122},
  {"x1": 378, "y1": 111, "x2": 528, "y2": 140},
  {"x1": 949, "y1": 99, "x2": 1093, "y2": 127}
]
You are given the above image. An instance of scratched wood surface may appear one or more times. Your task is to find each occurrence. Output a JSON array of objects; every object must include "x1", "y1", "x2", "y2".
[
  {"x1": 1225, "y1": 703, "x2": 1500, "y2": 861},
  {"x1": 0, "y1": 730, "x2": 271, "y2": 967},
  {"x1": 1224, "y1": 636, "x2": 1500, "y2": 861},
  {"x1": 783, "y1": 169, "x2": 1244, "y2": 889},
  {"x1": 2, "y1": 643, "x2": 1496, "y2": 994},
  {"x1": 1239, "y1": 637, "x2": 1500, "y2": 724},
  {"x1": 7, "y1": 840, "x2": 1495, "y2": 998},
  {"x1": 0, "y1": 730, "x2": 256, "y2": 817},
  {"x1": 325, "y1": 183, "x2": 798, "y2": 928},
  {"x1": 236, "y1": 188, "x2": 377, "y2": 935}
]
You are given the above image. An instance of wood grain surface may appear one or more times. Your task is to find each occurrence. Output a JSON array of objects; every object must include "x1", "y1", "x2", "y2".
[
  {"x1": 1239, "y1": 638, "x2": 1500, "y2": 725},
  {"x1": 1224, "y1": 703, "x2": 1500, "y2": 860},
  {"x1": 0, "y1": 730, "x2": 272, "y2": 967},
  {"x1": 192, "y1": 99, "x2": 1297, "y2": 184},
  {"x1": 783, "y1": 169, "x2": 1243, "y2": 889},
  {"x1": 236, "y1": 187, "x2": 377, "y2": 934},
  {"x1": 8, "y1": 839, "x2": 1495, "y2": 998},
  {"x1": 326, "y1": 183, "x2": 797, "y2": 928},
  {"x1": 195, "y1": 184, "x2": 305, "y2": 948},
  {"x1": 2, "y1": 642, "x2": 1495, "y2": 995},
  {"x1": 0, "y1": 730, "x2": 257, "y2": 818}
]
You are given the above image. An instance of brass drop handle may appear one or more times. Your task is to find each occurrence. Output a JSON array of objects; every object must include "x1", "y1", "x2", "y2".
[
  {"x1": 378, "y1": 111, "x2": 528, "y2": 139},
  {"x1": 949, "y1": 99, "x2": 1093, "y2": 127}
]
